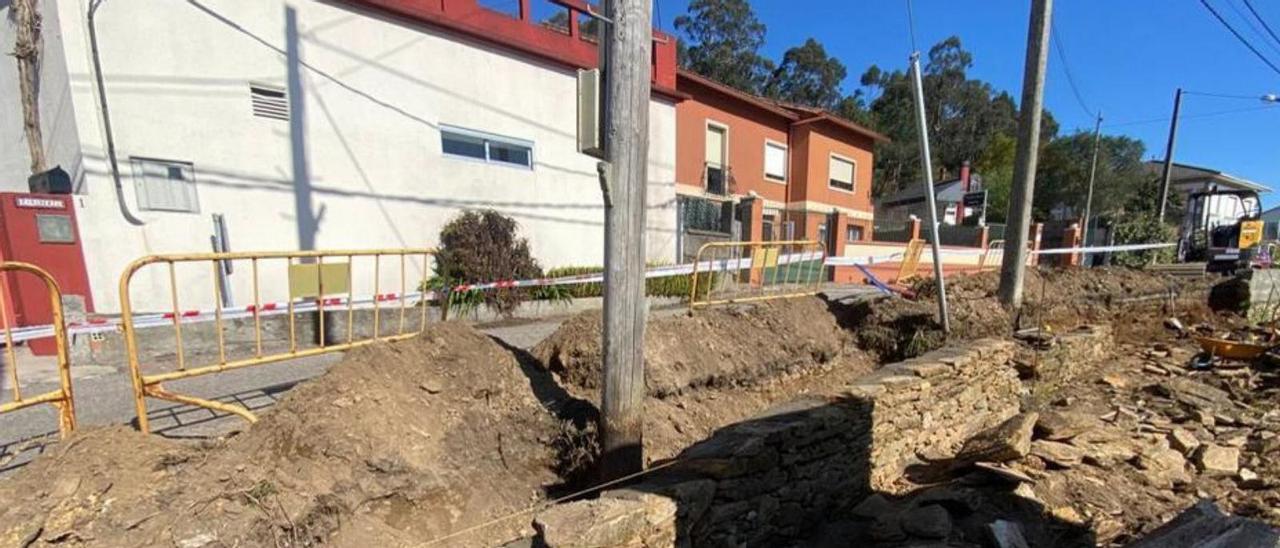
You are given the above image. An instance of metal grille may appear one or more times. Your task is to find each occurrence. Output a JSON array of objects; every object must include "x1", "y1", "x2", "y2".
[{"x1": 250, "y1": 83, "x2": 289, "y2": 121}]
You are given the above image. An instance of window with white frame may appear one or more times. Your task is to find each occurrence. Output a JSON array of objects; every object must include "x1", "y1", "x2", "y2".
[
  {"x1": 131, "y1": 157, "x2": 199, "y2": 213},
  {"x1": 704, "y1": 123, "x2": 728, "y2": 194},
  {"x1": 846, "y1": 224, "x2": 864, "y2": 242},
  {"x1": 764, "y1": 141, "x2": 787, "y2": 182},
  {"x1": 829, "y1": 154, "x2": 856, "y2": 192},
  {"x1": 441, "y1": 125, "x2": 534, "y2": 168}
]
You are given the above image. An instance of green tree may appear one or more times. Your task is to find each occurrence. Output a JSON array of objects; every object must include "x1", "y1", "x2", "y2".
[
  {"x1": 859, "y1": 37, "x2": 1058, "y2": 198},
  {"x1": 975, "y1": 132, "x2": 1016, "y2": 223},
  {"x1": 1034, "y1": 132, "x2": 1148, "y2": 220},
  {"x1": 764, "y1": 38, "x2": 848, "y2": 110},
  {"x1": 673, "y1": 0, "x2": 773, "y2": 93}
]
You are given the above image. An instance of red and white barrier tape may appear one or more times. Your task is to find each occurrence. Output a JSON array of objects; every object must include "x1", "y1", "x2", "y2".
[{"x1": 0, "y1": 242, "x2": 1173, "y2": 343}]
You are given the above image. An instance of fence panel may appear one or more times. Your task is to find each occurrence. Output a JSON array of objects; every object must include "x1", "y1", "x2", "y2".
[
  {"x1": 689, "y1": 240, "x2": 825, "y2": 311},
  {"x1": 120, "y1": 248, "x2": 434, "y2": 433},
  {"x1": 0, "y1": 262, "x2": 76, "y2": 438}
]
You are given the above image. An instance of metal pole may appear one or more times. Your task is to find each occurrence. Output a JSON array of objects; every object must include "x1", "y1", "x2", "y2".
[
  {"x1": 908, "y1": 53, "x2": 950, "y2": 333},
  {"x1": 998, "y1": 0, "x2": 1053, "y2": 308},
  {"x1": 599, "y1": 0, "x2": 651, "y2": 481},
  {"x1": 1157, "y1": 88, "x2": 1183, "y2": 223},
  {"x1": 1081, "y1": 111, "x2": 1103, "y2": 265}
]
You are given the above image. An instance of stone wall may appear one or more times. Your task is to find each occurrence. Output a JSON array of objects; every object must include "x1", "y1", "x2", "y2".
[
  {"x1": 531, "y1": 338, "x2": 1021, "y2": 547},
  {"x1": 1014, "y1": 325, "x2": 1113, "y2": 408}
]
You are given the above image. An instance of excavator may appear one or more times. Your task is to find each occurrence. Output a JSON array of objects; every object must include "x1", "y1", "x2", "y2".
[{"x1": 1175, "y1": 187, "x2": 1264, "y2": 273}]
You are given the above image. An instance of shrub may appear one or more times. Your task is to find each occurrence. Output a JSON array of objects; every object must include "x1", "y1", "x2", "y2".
[
  {"x1": 1111, "y1": 212, "x2": 1175, "y2": 267},
  {"x1": 541, "y1": 263, "x2": 705, "y2": 300},
  {"x1": 434, "y1": 210, "x2": 542, "y2": 317}
]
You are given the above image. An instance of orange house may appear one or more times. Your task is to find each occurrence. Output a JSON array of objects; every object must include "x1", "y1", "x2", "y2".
[{"x1": 674, "y1": 70, "x2": 888, "y2": 254}]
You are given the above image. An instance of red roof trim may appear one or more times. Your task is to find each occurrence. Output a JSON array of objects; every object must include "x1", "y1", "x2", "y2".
[
  {"x1": 677, "y1": 70, "x2": 799, "y2": 121},
  {"x1": 792, "y1": 114, "x2": 891, "y2": 144},
  {"x1": 678, "y1": 69, "x2": 890, "y2": 143}
]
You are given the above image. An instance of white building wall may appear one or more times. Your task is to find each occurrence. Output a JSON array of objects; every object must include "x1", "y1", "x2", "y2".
[
  {"x1": 0, "y1": 0, "x2": 84, "y2": 190},
  {"x1": 47, "y1": 0, "x2": 676, "y2": 312}
]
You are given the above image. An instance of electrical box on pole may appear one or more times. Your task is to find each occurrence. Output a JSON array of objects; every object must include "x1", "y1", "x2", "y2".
[{"x1": 577, "y1": 69, "x2": 605, "y2": 159}]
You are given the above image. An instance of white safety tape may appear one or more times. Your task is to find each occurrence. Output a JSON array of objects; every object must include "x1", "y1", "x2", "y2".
[
  {"x1": 1032, "y1": 242, "x2": 1174, "y2": 256},
  {"x1": 0, "y1": 242, "x2": 1175, "y2": 343}
]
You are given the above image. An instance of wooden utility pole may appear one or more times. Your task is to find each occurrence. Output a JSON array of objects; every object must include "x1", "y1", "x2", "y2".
[
  {"x1": 599, "y1": 0, "x2": 651, "y2": 480},
  {"x1": 1156, "y1": 88, "x2": 1183, "y2": 223},
  {"x1": 1080, "y1": 111, "x2": 1103, "y2": 263},
  {"x1": 14, "y1": 0, "x2": 47, "y2": 174},
  {"x1": 998, "y1": 0, "x2": 1053, "y2": 308}
]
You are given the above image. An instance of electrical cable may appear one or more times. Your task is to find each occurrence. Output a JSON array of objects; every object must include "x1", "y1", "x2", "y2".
[
  {"x1": 1104, "y1": 103, "x2": 1279, "y2": 128},
  {"x1": 1199, "y1": 0, "x2": 1280, "y2": 76},
  {"x1": 1227, "y1": 0, "x2": 1280, "y2": 57},
  {"x1": 1244, "y1": 0, "x2": 1280, "y2": 51},
  {"x1": 1050, "y1": 19, "x2": 1095, "y2": 119},
  {"x1": 1183, "y1": 90, "x2": 1273, "y2": 100}
]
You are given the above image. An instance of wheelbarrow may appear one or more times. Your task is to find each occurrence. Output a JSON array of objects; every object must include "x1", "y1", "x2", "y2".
[{"x1": 1190, "y1": 335, "x2": 1279, "y2": 369}]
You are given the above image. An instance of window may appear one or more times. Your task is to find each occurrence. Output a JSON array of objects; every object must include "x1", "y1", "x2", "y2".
[
  {"x1": 829, "y1": 155, "x2": 855, "y2": 192},
  {"x1": 818, "y1": 222, "x2": 828, "y2": 245},
  {"x1": 846, "y1": 224, "x2": 864, "y2": 242},
  {"x1": 533, "y1": 0, "x2": 571, "y2": 34},
  {"x1": 249, "y1": 83, "x2": 288, "y2": 121},
  {"x1": 783, "y1": 221, "x2": 796, "y2": 240},
  {"x1": 761, "y1": 214, "x2": 776, "y2": 241},
  {"x1": 579, "y1": 6, "x2": 601, "y2": 42},
  {"x1": 764, "y1": 141, "x2": 787, "y2": 182},
  {"x1": 440, "y1": 125, "x2": 534, "y2": 168},
  {"x1": 477, "y1": 0, "x2": 520, "y2": 18},
  {"x1": 705, "y1": 123, "x2": 727, "y2": 194},
  {"x1": 131, "y1": 158, "x2": 198, "y2": 213}
]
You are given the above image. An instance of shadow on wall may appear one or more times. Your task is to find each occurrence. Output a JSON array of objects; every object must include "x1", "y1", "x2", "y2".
[
  {"x1": 85, "y1": 1, "x2": 679, "y2": 250},
  {"x1": 532, "y1": 395, "x2": 1096, "y2": 547}
]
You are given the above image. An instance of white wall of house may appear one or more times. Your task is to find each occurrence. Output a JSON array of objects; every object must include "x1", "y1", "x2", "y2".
[
  {"x1": 43, "y1": 0, "x2": 676, "y2": 312},
  {"x1": 0, "y1": 0, "x2": 84, "y2": 190}
]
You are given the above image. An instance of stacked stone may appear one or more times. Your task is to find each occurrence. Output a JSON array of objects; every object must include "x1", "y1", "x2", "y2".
[{"x1": 531, "y1": 339, "x2": 1022, "y2": 547}]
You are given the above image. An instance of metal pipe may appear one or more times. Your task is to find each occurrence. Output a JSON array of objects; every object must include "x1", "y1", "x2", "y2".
[
  {"x1": 908, "y1": 53, "x2": 951, "y2": 333},
  {"x1": 87, "y1": 0, "x2": 144, "y2": 226}
]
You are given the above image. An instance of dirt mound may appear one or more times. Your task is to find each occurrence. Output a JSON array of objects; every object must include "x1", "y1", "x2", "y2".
[
  {"x1": 0, "y1": 323, "x2": 563, "y2": 547},
  {"x1": 843, "y1": 267, "x2": 1214, "y2": 361},
  {"x1": 532, "y1": 297, "x2": 848, "y2": 397}
]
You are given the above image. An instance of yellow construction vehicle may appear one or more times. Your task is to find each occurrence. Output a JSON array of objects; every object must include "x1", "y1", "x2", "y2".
[{"x1": 1176, "y1": 187, "x2": 1263, "y2": 273}]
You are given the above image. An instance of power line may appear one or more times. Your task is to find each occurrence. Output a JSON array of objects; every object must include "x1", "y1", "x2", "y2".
[
  {"x1": 1183, "y1": 90, "x2": 1272, "y2": 100},
  {"x1": 1243, "y1": 0, "x2": 1280, "y2": 52},
  {"x1": 1104, "y1": 103, "x2": 1279, "y2": 128},
  {"x1": 1199, "y1": 0, "x2": 1280, "y2": 76},
  {"x1": 1050, "y1": 19, "x2": 1095, "y2": 118},
  {"x1": 1227, "y1": 0, "x2": 1280, "y2": 57}
]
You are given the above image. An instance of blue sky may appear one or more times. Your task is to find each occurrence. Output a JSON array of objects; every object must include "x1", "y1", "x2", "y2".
[{"x1": 657, "y1": 0, "x2": 1280, "y2": 208}]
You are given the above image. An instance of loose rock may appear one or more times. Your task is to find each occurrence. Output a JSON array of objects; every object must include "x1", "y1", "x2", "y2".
[{"x1": 955, "y1": 412, "x2": 1039, "y2": 465}]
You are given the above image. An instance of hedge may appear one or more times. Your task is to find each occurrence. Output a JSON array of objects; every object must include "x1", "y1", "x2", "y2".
[{"x1": 543, "y1": 264, "x2": 700, "y2": 300}]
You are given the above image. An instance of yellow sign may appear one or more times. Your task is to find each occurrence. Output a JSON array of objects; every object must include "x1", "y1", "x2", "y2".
[
  {"x1": 1238, "y1": 220, "x2": 1264, "y2": 250},
  {"x1": 751, "y1": 246, "x2": 780, "y2": 270},
  {"x1": 289, "y1": 262, "x2": 351, "y2": 298}
]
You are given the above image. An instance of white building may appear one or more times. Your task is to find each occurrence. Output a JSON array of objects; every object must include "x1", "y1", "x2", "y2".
[{"x1": 1, "y1": 0, "x2": 681, "y2": 312}]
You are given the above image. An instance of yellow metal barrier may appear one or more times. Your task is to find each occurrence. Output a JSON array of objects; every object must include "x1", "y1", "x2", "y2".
[
  {"x1": 0, "y1": 262, "x2": 76, "y2": 438},
  {"x1": 120, "y1": 248, "x2": 434, "y2": 433},
  {"x1": 689, "y1": 240, "x2": 825, "y2": 311},
  {"x1": 895, "y1": 238, "x2": 927, "y2": 281}
]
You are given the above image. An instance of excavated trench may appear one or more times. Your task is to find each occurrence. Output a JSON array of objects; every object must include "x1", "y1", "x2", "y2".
[{"x1": 0, "y1": 267, "x2": 1232, "y2": 547}]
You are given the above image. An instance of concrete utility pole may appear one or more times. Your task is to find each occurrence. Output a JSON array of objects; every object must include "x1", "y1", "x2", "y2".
[
  {"x1": 908, "y1": 52, "x2": 951, "y2": 333},
  {"x1": 599, "y1": 0, "x2": 651, "y2": 480},
  {"x1": 14, "y1": 0, "x2": 47, "y2": 174},
  {"x1": 1156, "y1": 88, "x2": 1183, "y2": 223},
  {"x1": 1081, "y1": 111, "x2": 1103, "y2": 262},
  {"x1": 998, "y1": 0, "x2": 1053, "y2": 308}
]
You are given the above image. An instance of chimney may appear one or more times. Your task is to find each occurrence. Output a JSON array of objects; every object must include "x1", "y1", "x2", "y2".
[{"x1": 960, "y1": 161, "x2": 972, "y2": 192}]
